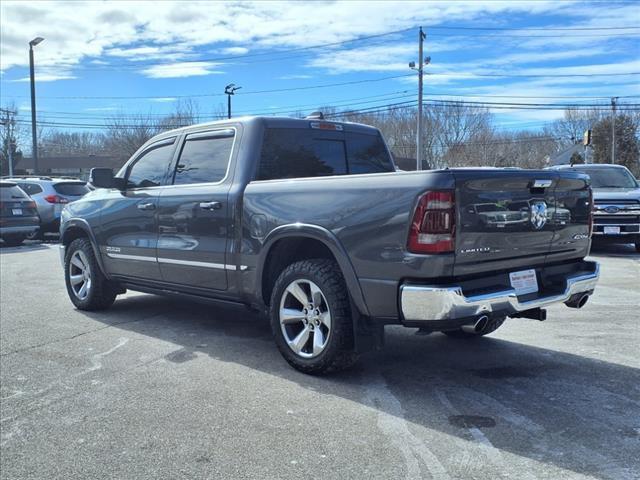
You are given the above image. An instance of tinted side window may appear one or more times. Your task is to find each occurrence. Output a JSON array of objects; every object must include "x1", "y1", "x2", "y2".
[
  {"x1": 346, "y1": 132, "x2": 394, "y2": 174},
  {"x1": 17, "y1": 183, "x2": 43, "y2": 195},
  {"x1": 127, "y1": 141, "x2": 176, "y2": 188},
  {"x1": 173, "y1": 131, "x2": 234, "y2": 185},
  {"x1": 258, "y1": 129, "x2": 347, "y2": 180}
]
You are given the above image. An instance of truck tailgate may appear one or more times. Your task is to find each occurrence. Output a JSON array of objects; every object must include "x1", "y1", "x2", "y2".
[{"x1": 453, "y1": 169, "x2": 591, "y2": 277}]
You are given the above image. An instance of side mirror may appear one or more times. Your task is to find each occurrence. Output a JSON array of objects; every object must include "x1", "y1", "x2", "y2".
[{"x1": 90, "y1": 168, "x2": 125, "y2": 189}]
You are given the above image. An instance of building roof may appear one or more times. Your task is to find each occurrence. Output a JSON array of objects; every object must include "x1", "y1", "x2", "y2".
[{"x1": 15, "y1": 155, "x2": 124, "y2": 171}]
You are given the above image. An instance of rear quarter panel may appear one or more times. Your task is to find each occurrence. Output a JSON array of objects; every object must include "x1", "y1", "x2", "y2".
[{"x1": 241, "y1": 170, "x2": 455, "y2": 318}]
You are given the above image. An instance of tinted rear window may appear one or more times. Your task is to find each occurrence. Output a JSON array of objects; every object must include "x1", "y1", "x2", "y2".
[
  {"x1": 257, "y1": 127, "x2": 393, "y2": 180},
  {"x1": 53, "y1": 182, "x2": 90, "y2": 196},
  {"x1": 345, "y1": 132, "x2": 394, "y2": 174},
  {"x1": 258, "y1": 129, "x2": 347, "y2": 180},
  {"x1": 17, "y1": 183, "x2": 43, "y2": 195},
  {"x1": 0, "y1": 184, "x2": 28, "y2": 201}
]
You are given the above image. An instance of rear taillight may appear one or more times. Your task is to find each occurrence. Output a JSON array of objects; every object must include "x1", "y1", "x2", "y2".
[
  {"x1": 44, "y1": 195, "x2": 69, "y2": 204},
  {"x1": 407, "y1": 190, "x2": 455, "y2": 254},
  {"x1": 27, "y1": 201, "x2": 37, "y2": 209}
]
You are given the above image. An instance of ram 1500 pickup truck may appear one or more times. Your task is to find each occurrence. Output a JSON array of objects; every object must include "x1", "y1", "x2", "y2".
[
  {"x1": 551, "y1": 164, "x2": 640, "y2": 252},
  {"x1": 60, "y1": 116, "x2": 600, "y2": 374}
]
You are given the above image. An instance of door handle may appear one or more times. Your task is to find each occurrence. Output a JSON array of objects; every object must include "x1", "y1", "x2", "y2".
[
  {"x1": 137, "y1": 202, "x2": 156, "y2": 211},
  {"x1": 199, "y1": 201, "x2": 222, "y2": 211}
]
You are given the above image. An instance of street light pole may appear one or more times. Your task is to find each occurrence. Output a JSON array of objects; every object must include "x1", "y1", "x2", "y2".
[
  {"x1": 29, "y1": 37, "x2": 44, "y2": 175},
  {"x1": 611, "y1": 96, "x2": 618, "y2": 164},
  {"x1": 224, "y1": 83, "x2": 241, "y2": 119}
]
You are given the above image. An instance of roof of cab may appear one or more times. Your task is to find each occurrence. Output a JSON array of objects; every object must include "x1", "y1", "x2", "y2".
[
  {"x1": 152, "y1": 115, "x2": 380, "y2": 140},
  {"x1": 550, "y1": 163, "x2": 628, "y2": 170}
]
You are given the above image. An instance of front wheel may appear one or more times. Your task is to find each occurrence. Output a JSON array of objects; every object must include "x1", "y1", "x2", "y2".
[
  {"x1": 64, "y1": 238, "x2": 118, "y2": 310},
  {"x1": 269, "y1": 259, "x2": 358, "y2": 374}
]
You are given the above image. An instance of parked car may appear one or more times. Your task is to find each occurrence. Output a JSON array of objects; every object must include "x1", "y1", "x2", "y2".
[
  {"x1": 2, "y1": 177, "x2": 90, "y2": 239},
  {"x1": 550, "y1": 164, "x2": 640, "y2": 252},
  {"x1": 59, "y1": 116, "x2": 599, "y2": 374},
  {"x1": 0, "y1": 181, "x2": 40, "y2": 246}
]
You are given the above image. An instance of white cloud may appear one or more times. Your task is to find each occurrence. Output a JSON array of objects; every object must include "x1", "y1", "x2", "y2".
[
  {"x1": 0, "y1": 0, "x2": 578, "y2": 78},
  {"x1": 219, "y1": 46, "x2": 249, "y2": 55},
  {"x1": 278, "y1": 74, "x2": 313, "y2": 80},
  {"x1": 12, "y1": 72, "x2": 76, "y2": 82},
  {"x1": 149, "y1": 97, "x2": 178, "y2": 103},
  {"x1": 140, "y1": 61, "x2": 224, "y2": 78}
]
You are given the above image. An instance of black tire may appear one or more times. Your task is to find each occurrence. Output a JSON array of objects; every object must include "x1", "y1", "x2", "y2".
[
  {"x1": 269, "y1": 258, "x2": 358, "y2": 374},
  {"x1": 26, "y1": 228, "x2": 44, "y2": 241},
  {"x1": 443, "y1": 316, "x2": 505, "y2": 339},
  {"x1": 635, "y1": 242, "x2": 640, "y2": 253},
  {"x1": 64, "y1": 238, "x2": 118, "y2": 311},
  {"x1": 1, "y1": 234, "x2": 25, "y2": 247}
]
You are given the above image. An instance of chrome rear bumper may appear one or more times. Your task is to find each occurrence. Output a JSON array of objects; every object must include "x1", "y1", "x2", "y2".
[{"x1": 400, "y1": 261, "x2": 599, "y2": 323}]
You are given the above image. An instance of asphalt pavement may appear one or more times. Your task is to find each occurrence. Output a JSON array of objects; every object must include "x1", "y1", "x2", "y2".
[{"x1": 1, "y1": 241, "x2": 639, "y2": 480}]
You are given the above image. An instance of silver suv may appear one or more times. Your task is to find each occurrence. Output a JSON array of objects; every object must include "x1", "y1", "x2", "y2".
[{"x1": 3, "y1": 176, "x2": 89, "y2": 238}]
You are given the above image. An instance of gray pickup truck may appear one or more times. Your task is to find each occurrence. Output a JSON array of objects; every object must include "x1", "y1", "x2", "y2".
[{"x1": 59, "y1": 116, "x2": 599, "y2": 374}]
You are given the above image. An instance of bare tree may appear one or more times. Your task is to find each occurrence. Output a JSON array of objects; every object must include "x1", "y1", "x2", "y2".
[{"x1": 0, "y1": 104, "x2": 26, "y2": 175}]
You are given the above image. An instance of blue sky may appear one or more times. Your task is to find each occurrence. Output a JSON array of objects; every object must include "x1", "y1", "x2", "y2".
[{"x1": 1, "y1": 0, "x2": 639, "y2": 133}]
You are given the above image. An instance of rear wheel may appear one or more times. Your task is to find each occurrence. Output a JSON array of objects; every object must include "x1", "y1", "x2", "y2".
[
  {"x1": 26, "y1": 229, "x2": 44, "y2": 241},
  {"x1": 64, "y1": 238, "x2": 118, "y2": 310},
  {"x1": 1, "y1": 234, "x2": 25, "y2": 247},
  {"x1": 443, "y1": 316, "x2": 505, "y2": 338},
  {"x1": 269, "y1": 258, "x2": 358, "y2": 374}
]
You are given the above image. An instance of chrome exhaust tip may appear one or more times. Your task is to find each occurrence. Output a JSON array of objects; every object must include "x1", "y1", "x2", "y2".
[
  {"x1": 461, "y1": 315, "x2": 489, "y2": 334},
  {"x1": 565, "y1": 293, "x2": 589, "y2": 309}
]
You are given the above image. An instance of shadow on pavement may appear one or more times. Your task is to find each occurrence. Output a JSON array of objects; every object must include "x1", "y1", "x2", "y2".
[
  {"x1": 80, "y1": 293, "x2": 640, "y2": 479},
  {"x1": 589, "y1": 241, "x2": 639, "y2": 258}
]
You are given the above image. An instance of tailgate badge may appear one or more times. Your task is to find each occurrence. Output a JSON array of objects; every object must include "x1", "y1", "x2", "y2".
[
  {"x1": 532, "y1": 179, "x2": 553, "y2": 188},
  {"x1": 530, "y1": 201, "x2": 548, "y2": 229}
]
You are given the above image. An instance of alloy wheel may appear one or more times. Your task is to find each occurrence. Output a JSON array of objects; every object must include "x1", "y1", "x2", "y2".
[
  {"x1": 279, "y1": 279, "x2": 331, "y2": 358},
  {"x1": 69, "y1": 250, "x2": 92, "y2": 300}
]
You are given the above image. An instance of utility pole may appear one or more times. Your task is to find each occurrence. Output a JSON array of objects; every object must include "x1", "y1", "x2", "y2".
[
  {"x1": 29, "y1": 37, "x2": 44, "y2": 174},
  {"x1": 0, "y1": 108, "x2": 16, "y2": 176},
  {"x1": 409, "y1": 28, "x2": 429, "y2": 170},
  {"x1": 416, "y1": 27, "x2": 426, "y2": 171},
  {"x1": 610, "y1": 96, "x2": 618, "y2": 164},
  {"x1": 224, "y1": 83, "x2": 241, "y2": 119}
]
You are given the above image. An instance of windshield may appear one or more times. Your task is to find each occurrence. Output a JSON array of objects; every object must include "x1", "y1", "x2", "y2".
[{"x1": 575, "y1": 167, "x2": 638, "y2": 189}]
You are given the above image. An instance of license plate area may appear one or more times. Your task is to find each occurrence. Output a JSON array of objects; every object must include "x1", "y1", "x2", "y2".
[
  {"x1": 12, "y1": 208, "x2": 23, "y2": 216},
  {"x1": 509, "y1": 269, "x2": 539, "y2": 296},
  {"x1": 603, "y1": 226, "x2": 620, "y2": 234}
]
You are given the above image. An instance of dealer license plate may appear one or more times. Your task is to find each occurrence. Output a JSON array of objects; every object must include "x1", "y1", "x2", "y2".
[
  {"x1": 604, "y1": 226, "x2": 620, "y2": 234},
  {"x1": 509, "y1": 269, "x2": 539, "y2": 295},
  {"x1": 12, "y1": 208, "x2": 23, "y2": 216}
]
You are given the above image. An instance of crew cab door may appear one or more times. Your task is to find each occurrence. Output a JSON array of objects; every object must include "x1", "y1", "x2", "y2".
[
  {"x1": 99, "y1": 137, "x2": 177, "y2": 281},
  {"x1": 156, "y1": 128, "x2": 236, "y2": 291}
]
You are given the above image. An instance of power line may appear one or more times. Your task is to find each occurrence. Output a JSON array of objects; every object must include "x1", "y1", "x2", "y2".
[
  {"x1": 426, "y1": 71, "x2": 640, "y2": 78},
  {"x1": 10, "y1": 73, "x2": 415, "y2": 100},
  {"x1": 426, "y1": 25, "x2": 640, "y2": 32}
]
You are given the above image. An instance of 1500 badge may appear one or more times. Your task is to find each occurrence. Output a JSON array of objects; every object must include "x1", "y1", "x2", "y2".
[{"x1": 459, "y1": 247, "x2": 494, "y2": 254}]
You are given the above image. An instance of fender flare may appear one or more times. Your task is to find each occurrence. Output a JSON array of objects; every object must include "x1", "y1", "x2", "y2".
[
  {"x1": 256, "y1": 223, "x2": 370, "y2": 317},
  {"x1": 60, "y1": 219, "x2": 109, "y2": 278}
]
